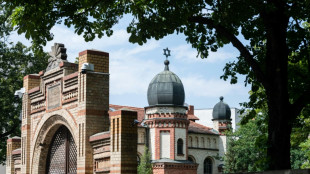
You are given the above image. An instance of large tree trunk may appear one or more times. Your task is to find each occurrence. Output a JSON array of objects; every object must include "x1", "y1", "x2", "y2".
[
  {"x1": 263, "y1": 1, "x2": 292, "y2": 169},
  {"x1": 266, "y1": 92, "x2": 292, "y2": 169}
]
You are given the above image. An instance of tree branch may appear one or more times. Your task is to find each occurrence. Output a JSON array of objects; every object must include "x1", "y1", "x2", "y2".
[{"x1": 188, "y1": 16, "x2": 268, "y2": 88}]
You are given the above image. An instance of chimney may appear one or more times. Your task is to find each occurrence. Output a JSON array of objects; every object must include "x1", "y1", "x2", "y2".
[{"x1": 188, "y1": 105, "x2": 194, "y2": 115}]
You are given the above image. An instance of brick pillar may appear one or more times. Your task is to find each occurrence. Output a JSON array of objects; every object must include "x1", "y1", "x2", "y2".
[
  {"x1": 21, "y1": 75, "x2": 40, "y2": 174},
  {"x1": 77, "y1": 50, "x2": 110, "y2": 174},
  {"x1": 78, "y1": 50, "x2": 109, "y2": 73},
  {"x1": 110, "y1": 110, "x2": 138, "y2": 174},
  {"x1": 6, "y1": 137, "x2": 21, "y2": 174}
]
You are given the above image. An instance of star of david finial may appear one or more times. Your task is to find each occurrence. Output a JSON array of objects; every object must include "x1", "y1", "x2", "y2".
[
  {"x1": 163, "y1": 47, "x2": 171, "y2": 60},
  {"x1": 163, "y1": 47, "x2": 171, "y2": 71}
]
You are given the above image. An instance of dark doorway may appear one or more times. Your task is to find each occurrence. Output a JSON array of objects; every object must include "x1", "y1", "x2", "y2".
[{"x1": 46, "y1": 126, "x2": 77, "y2": 174}]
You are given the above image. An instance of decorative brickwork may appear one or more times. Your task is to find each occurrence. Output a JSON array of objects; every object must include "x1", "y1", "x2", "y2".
[
  {"x1": 6, "y1": 137, "x2": 21, "y2": 174},
  {"x1": 152, "y1": 162, "x2": 198, "y2": 174},
  {"x1": 6, "y1": 46, "x2": 110, "y2": 174},
  {"x1": 90, "y1": 132, "x2": 111, "y2": 173},
  {"x1": 78, "y1": 50, "x2": 109, "y2": 73},
  {"x1": 110, "y1": 110, "x2": 138, "y2": 174},
  {"x1": 145, "y1": 106, "x2": 189, "y2": 161}
]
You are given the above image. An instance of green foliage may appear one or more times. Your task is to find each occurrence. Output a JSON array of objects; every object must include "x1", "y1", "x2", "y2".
[
  {"x1": 225, "y1": 106, "x2": 310, "y2": 172},
  {"x1": 291, "y1": 106, "x2": 310, "y2": 148},
  {"x1": 0, "y1": 2, "x2": 49, "y2": 165},
  {"x1": 290, "y1": 147, "x2": 308, "y2": 169},
  {"x1": 300, "y1": 139, "x2": 310, "y2": 169},
  {"x1": 0, "y1": 41, "x2": 48, "y2": 164},
  {"x1": 138, "y1": 146, "x2": 152, "y2": 174},
  {"x1": 224, "y1": 112, "x2": 268, "y2": 173}
]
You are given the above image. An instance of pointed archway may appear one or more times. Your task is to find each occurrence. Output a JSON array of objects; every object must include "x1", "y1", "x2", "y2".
[{"x1": 46, "y1": 126, "x2": 77, "y2": 174}]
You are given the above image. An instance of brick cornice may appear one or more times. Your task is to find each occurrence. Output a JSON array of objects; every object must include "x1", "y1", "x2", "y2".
[
  {"x1": 109, "y1": 109, "x2": 137, "y2": 117},
  {"x1": 7, "y1": 137, "x2": 21, "y2": 142},
  {"x1": 63, "y1": 72, "x2": 79, "y2": 81},
  {"x1": 28, "y1": 86, "x2": 40, "y2": 94},
  {"x1": 24, "y1": 74, "x2": 40, "y2": 80},
  {"x1": 89, "y1": 132, "x2": 110, "y2": 142},
  {"x1": 79, "y1": 50, "x2": 109, "y2": 57}
]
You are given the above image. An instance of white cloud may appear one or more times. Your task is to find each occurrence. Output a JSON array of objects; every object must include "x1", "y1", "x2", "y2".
[
  {"x1": 127, "y1": 40, "x2": 160, "y2": 56},
  {"x1": 109, "y1": 41, "x2": 162, "y2": 95},
  {"x1": 172, "y1": 44, "x2": 237, "y2": 63},
  {"x1": 45, "y1": 25, "x2": 130, "y2": 62},
  {"x1": 10, "y1": 25, "x2": 131, "y2": 62},
  {"x1": 182, "y1": 75, "x2": 244, "y2": 97}
]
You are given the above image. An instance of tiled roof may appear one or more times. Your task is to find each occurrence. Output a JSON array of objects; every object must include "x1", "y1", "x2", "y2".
[
  {"x1": 109, "y1": 104, "x2": 145, "y2": 121},
  {"x1": 188, "y1": 121, "x2": 218, "y2": 135},
  {"x1": 187, "y1": 114, "x2": 199, "y2": 121}
]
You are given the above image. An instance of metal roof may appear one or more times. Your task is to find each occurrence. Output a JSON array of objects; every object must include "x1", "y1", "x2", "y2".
[
  {"x1": 212, "y1": 96, "x2": 231, "y2": 120},
  {"x1": 147, "y1": 60, "x2": 185, "y2": 106}
]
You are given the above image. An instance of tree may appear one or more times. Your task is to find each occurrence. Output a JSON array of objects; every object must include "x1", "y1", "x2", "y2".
[
  {"x1": 224, "y1": 110, "x2": 268, "y2": 173},
  {"x1": 4, "y1": 0, "x2": 310, "y2": 170},
  {"x1": 225, "y1": 107, "x2": 310, "y2": 173},
  {"x1": 0, "y1": 42, "x2": 48, "y2": 164},
  {"x1": 138, "y1": 146, "x2": 152, "y2": 174},
  {"x1": 0, "y1": 2, "x2": 48, "y2": 164}
]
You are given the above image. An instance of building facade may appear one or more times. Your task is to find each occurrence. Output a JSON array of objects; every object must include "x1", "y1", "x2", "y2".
[{"x1": 6, "y1": 44, "x2": 236, "y2": 174}]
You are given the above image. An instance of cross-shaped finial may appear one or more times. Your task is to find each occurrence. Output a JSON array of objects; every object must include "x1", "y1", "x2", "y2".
[{"x1": 163, "y1": 47, "x2": 171, "y2": 60}]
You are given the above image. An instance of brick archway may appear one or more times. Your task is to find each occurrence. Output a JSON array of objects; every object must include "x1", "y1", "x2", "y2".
[{"x1": 31, "y1": 110, "x2": 77, "y2": 174}]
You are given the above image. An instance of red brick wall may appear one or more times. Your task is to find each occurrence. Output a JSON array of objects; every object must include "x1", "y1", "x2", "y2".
[{"x1": 152, "y1": 162, "x2": 198, "y2": 174}]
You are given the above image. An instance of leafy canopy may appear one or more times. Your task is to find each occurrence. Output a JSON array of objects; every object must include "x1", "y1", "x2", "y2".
[{"x1": 0, "y1": 2, "x2": 48, "y2": 164}]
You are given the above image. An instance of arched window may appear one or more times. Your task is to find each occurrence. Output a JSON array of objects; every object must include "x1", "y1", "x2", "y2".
[
  {"x1": 189, "y1": 136, "x2": 193, "y2": 147},
  {"x1": 204, "y1": 158, "x2": 213, "y2": 174},
  {"x1": 177, "y1": 138, "x2": 183, "y2": 155}
]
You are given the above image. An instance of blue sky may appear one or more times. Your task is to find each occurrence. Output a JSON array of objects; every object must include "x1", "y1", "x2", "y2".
[{"x1": 10, "y1": 16, "x2": 250, "y2": 109}]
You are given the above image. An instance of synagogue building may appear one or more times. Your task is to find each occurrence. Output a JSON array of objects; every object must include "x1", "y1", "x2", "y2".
[{"x1": 6, "y1": 43, "x2": 239, "y2": 174}]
